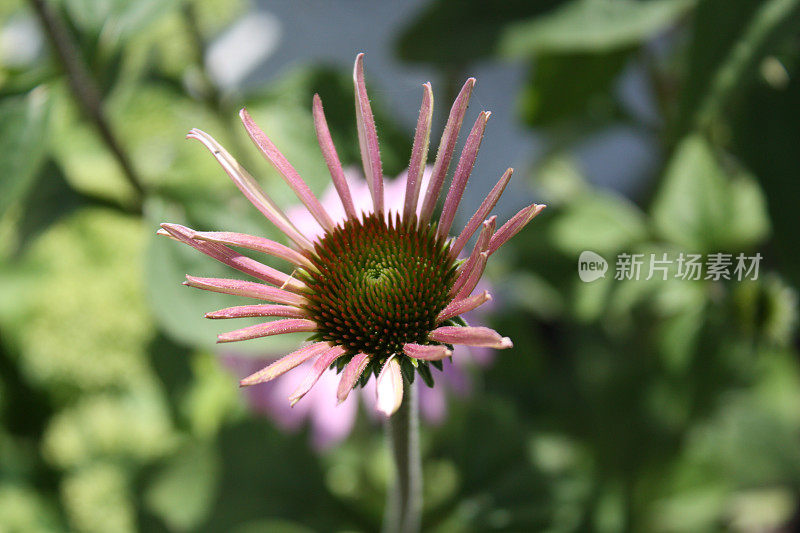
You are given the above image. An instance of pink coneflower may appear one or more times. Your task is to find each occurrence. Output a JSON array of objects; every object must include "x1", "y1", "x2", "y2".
[
  {"x1": 158, "y1": 54, "x2": 544, "y2": 417},
  {"x1": 224, "y1": 171, "x2": 499, "y2": 450}
]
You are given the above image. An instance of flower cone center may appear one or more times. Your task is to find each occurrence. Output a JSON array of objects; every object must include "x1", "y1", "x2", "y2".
[{"x1": 302, "y1": 212, "x2": 457, "y2": 362}]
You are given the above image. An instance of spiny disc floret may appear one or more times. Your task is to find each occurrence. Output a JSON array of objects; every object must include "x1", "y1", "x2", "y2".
[{"x1": 302, "y1": 212, "x2": 457, "y2": 364}]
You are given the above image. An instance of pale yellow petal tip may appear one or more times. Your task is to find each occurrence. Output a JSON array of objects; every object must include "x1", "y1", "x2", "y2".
[
  {"x1": 377, "y1": 396, "x2": 403, "y2": 418},
  {"x1": 499, "y1": 337, "x2": 513, "y2": 349},
  {"x1": 239, "y1": 372, "x2": 265, "y2": 387},
  {"x1": 376, "y1": 357, "x2": 403, "y2": 417}
]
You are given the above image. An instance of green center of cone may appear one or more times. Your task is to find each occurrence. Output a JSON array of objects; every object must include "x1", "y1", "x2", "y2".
[{"x1": 302, "y1": 212, "x2": 457, "y2": 368}]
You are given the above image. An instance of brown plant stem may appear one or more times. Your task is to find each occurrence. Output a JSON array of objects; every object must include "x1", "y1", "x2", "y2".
[
  {"x1": 180, "y1": 2, "x2": 252, "y2": 168},
  {"x1": 28, "y1": 0, "x2": 145, "y2": 200}
]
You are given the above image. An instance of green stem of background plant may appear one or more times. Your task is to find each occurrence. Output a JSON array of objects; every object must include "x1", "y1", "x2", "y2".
[
  {"x1": 383, "y1": 380, "x2": 422, "y2": 533},
  {"x1": 695, "y1": 0, "x2": 800, "y2": 132},
  {"x1": 28, "y1": 0, "x2": 146, "y2": 204}
]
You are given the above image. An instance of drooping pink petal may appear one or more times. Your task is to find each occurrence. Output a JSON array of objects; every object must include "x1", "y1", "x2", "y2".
[
  {"x1": 239, "y1": 108, "x2": 335, "y2": 232},
  {"x1": 455, "y1": 252, "x2": 488, "y2": 300},
  {"x1": 192, "y1": 231, "x2": 316, "y2": 271},
  {"x1": 437, "y1": 111, "x2": 490, "y2": 238},
  {"x1": 376, "y1": 356, "x2": 403, "y2": 417},
  {"x1": 419, "y1": 77, "x2": 476, "y2": 223},
  {"x1": 437, "y1": 291, "x2": 492, "y2": 322},
  {"x1": 205, "y1": 304, "x2": 308, "y2": 319},
  {"x1": 313, "y1": 94, "x2": 357, "y2": 220},
  {"x1": 429, "y1": 326, "x2": 513, "y2": 349},
  {"x1": 452, "y1": 217, "x2": 495, "y2": 296},
  {"x1": 336, "y1": 353, "x2": 370, "y2": 403},
  {"x1": 353, "y1": 53, "x2": 384, "y2": 213},
  {"x1": 403, "y1": 83, "x2": 433, "y2": 221},
  {"x1": 160, "y1": 223, "x2": 306, "y2": 292},
  {"x1": 488, "y1": 203, "x2": 546, "y2": 255},
  {"x1": 186, "y1": 128, "x2": 313, "y2": 250},
  {"x1": 183, "y1": 275, "x2": 306, "y2": 307},
  {"x1": 217, "y1": 318, "x2": 317, "y2": 343},
  {"x1": 402, "y1": 343, "x2": 452, "y2": 361},
  {"x1": 450, "y1": 168, "x2": 513, "y2": 258},
  {"x1": 240, "y1": 342, "x2": 330, "y2": 386},
  {"x1": 289, "y1": 345, "x2": 346, "y2": 406}
]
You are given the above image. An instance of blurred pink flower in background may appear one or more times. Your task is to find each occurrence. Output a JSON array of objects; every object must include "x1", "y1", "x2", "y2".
[{"x1": 224, "y1": 169, "x2": 498, "y2": 449}]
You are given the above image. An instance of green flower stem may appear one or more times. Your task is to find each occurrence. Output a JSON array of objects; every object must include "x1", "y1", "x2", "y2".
[{"x1": 383, "y1": 380, "x2": 422, "y2": 533}]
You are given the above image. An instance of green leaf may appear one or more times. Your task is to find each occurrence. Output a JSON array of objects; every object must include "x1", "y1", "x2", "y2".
[
  {"x1": 64, "y1": 0, "x2": 178, "y2": 40},
  {"x1": 181, "y1": 352, "x2": 240, "y2": 439},
  {"x1": 676, "y1": 0, "x2": 800, "y2": 136},
  {"x1": 518, "y1": 50, "x2": 630, "y2": 127},
  {"x1": 650, "y1": 134, "x2": 770, "y2": 251},
  {"x1": 0, "y1": 484, "x2": 62, "y2": 532},
  {"x1": 41, "y1": 387, "x2": 175, "y2": 469},
  {"x1": 61, "y1": 463, "x2": 136, "y2": 533},
  {"x1": 417, "y1": 363, "x2": 435, "y2": 388},
  {"x1": 433, "y1": 399, "x2": 553, "y2": 530},
  {"x1": 501, "y1": 0, "x2": 693, "y2": 56},
  {"x1": 730, "y1": 70, "x2": 800, "y2": 286},
  {"x1": 145, "y1": 441, "x2": 220, "y2": 531},
  {"x1": 231, "y1": 520, "x2": 314, "y2": 533},
  {"x1": 0, "y1": 88, "x2": 50, "y2": 217},
  {"x1": 15, "y1": 160, "x2": 88, "y2": 254},
  {"x1": 201, "y1": 419, "x2": 347, "y2": 531},
  {"x1": 395, "y1": 0, "x2": 563, "y2": 66},
  {"x1": 0, "y1": 208, "x2": 155, "y2": 393},
  {"x1": 548, "y1": 191, "x2": 648, "y2": 255}
]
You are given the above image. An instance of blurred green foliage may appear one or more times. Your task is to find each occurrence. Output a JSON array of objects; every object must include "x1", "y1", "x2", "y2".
[{"x1": 1, "y1": 0, "x2": 799, "y2": 531}]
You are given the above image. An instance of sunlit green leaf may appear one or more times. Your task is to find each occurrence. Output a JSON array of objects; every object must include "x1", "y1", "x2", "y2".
[
  {"x1": 548, "y1": 191, "x2": 647, "y2": 255},
  {"x1": 651, "y1": 134, "x2": 769, "y2": 251},
  {"x1": 61, "y1": 462, "x2": 135, "y2": 533},
  {"x1": 0, "y1": 208, "x2": 154, "y2": 393},
  {"x1": 145, "y1": 441, "x2": 220, "y2": 531},
  {"x1": 0, "y1": 484, "x2": 61, "y2": 532}
]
